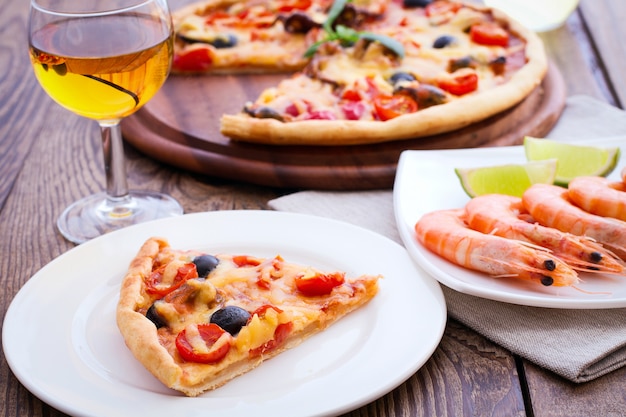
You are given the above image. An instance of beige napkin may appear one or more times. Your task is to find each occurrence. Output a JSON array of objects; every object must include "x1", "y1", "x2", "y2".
[{"x1": 268, "y1": 95, "x2": 626, "y2": 383}]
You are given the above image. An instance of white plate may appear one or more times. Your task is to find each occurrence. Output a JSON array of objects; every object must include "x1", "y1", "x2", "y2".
[
  {"x1": 393, "y1": 136, "x2": 626, "y2": 309},
  {"x1": 2, "y1": 210, "x2": 446, "y2": 417}
]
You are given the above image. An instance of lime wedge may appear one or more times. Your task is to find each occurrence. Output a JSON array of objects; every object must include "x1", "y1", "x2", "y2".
[
  {"x1": 455, "y1": 159, "x2": 558, "y2": 198},
  {"x1": 524, "y1": 136, "x2": 620, "y2": 186}
]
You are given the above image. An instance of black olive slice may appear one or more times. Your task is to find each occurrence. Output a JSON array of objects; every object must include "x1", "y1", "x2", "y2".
[
  {"x1": 193, "y1": 254, "x2": 220, "y2": 278},
  {"x1": 395, "y1": 84, "x2": 448, "y2": 109},
  {"x1": 244, "y1": 105, "x2": 285, "y2": 122},
  {"x1": 146, "y1": 302, "x2": 167, "y2": 329},
  {"x1": 433, "y1": 35, "x2": 457, "y2": 49},
  {"x1": 210, "y1": 306, "x2": 251, "y2": 335},
  {"x1": 388, "y1": 71, "x2": 416, "y2": 85},
  {"x1": 177, "y1": 33, "x2": 238, "y2": 48},
  {"x1": 403, "y1": 0, "x2": 433, "y2": 8},
  {"x1": 280, "y1": 12, "x2": 321, "y2": 33}
]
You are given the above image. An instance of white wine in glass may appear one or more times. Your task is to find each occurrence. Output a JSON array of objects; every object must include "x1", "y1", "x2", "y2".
[{"x1": 29, "y1": 0, "x2": 183, "y2": 244}]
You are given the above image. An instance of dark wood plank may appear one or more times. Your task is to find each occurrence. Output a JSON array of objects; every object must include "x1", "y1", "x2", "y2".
[
  {"x1": 578, "y1": 0, "x2": 626, "y2": 108},
  {"x1": 524, "y1": 362, "x2": 626, "y2": 416},
  {"x1": 539, "y1": 7, "x2": 615, "y2": 105},
  {"x1": 0, "y1": 0, "x2": 52, "y2": 206},
  {"x1": 342, "y1": 320, "x2": 526, "y2": 417}
]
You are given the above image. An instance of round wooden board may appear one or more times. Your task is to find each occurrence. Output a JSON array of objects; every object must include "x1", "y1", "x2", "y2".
[{"x1": 122, "y1": 63, "x2": 566, "y2": 190}]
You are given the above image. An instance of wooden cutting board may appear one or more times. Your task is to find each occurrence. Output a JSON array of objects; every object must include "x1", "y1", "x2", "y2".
[{"x1": 122, "y1": 63, "x2": 566, "y2": 190}]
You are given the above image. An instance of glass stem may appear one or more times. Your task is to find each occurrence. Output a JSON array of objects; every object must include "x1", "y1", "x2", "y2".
[{"x1": 100, "y1": 121, "x2": 130, "y2": 200}]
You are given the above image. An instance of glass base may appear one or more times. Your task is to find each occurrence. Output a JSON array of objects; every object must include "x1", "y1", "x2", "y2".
[{"x1": 57, "y1": 190, "x2": 183, "y2": 244}]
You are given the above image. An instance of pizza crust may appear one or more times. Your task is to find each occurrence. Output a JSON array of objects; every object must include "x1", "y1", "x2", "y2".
[
  {"x1": 219, "y1": 5, "x2": 548, "y2": 146},
  {"x1": 116, "y1": 238, "x2": 185, "y2": 388}
]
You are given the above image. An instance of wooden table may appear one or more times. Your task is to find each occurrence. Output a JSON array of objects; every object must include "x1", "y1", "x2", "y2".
[{"x1": 1, "y1": 0, "x2": 625, "y2": 415}]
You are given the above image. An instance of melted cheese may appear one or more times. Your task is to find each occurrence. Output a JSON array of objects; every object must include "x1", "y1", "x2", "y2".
[{"x1": 153, "y1": 254, "x2": 331, "y2": 344}]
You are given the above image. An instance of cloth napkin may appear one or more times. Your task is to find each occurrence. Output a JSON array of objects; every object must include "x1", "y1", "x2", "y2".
[{"x1": 268, "y1": 95, "x2": 626, "y2": 383}]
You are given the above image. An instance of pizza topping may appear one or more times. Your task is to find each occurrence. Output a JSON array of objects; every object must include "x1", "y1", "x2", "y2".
[
  {"x1": 193, "y1": 254, "x2": 220, "y2": 278},
  {"x1": 146, "y1": 302, "x2": 168, "y2": 328},
  {"x1": 432, "y1": 34, "x2": 457, "y2": 49},
  {"x1": 178, "y1": 33, "x2": 238, "y2": 48},
  {"x1": 249, "y1": 322, "x2": 294, "y2": 356},
  {"x1": 403, "y1": 0, "x2": 433, "y2": 8},
  {"x1": 341, "y1": 100, "x2": 368, "y2": 120},
  {"x1": 243, "y1": 104, "x2": 286, "y2": 121},
  {"x1": 145, "y1": 262, "x2": 199, "y2": 297},
  {"x1": 294, "y1": 269, "x2": 346, "y2": 296},
  {"x1": 470, "y1": 22, "x2": 509, "y2": 47},
  {"x1": 279, "y1": 11, "x2": 323, "y2": 33},
  {"x1": 235, "y1": 304, "x2": 286, "y2": 352},
  {"x1": 437, "y1": 68, "x2": 478, "y2": 95},
  {"x1": 175, "y1": 323, "x2": 233, "y2": 363},
  {"x1": 489, "y1": 55, "x2": 507, "y2": 76},
  {"x1": 373, "y1": 93, "x2": 418, "y2": 120},
  {"x1": 388, "y1": 71, "x2": 416, "y2": 85},
  {"x1": 425, "y1": 1, "x2": 461, "y2": 23},
  {"x1": 210, "y1": 305, "x2": 252, "y2": 335},
  {"x1": 172, "y1": 47, "x2": 213, "y2": 72},
  {"x1": 394, "y1": 84, "x2": 447, "y2": 109},
  {"x1": 304, "y1": 0, "x2": 405, "y2": 59},
  {"x1": 243, "y1": 305, "x2": 294, "y2": 356},
  {"x1": 448, "y1": 55, "x2": 478, "y2": 73}
]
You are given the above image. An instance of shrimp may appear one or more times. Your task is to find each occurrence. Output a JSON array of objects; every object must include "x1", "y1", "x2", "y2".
[
  {"x1": 568, "y1": 176, "x2": 626, "y2": 222},
  {"x1": 622, "y1": 166, "x2": 626, "y2": 184},
  {"x1": 523, "y1": 183, "x2": 626, "y2": 260},
  {"x1": 415, "y1": 208, "x2": 579, "y2": 287},
  {"x1": 465, "y1": 194, "x2": 625, "y2": 275}
]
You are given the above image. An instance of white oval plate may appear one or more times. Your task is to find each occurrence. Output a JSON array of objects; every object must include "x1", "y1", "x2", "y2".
[
  {"x1": 3, "y1": 210, "x2": 446, "y2": 417},
  {"x1": 393, "y1": 136, "x2": 626, "y2": 309}
]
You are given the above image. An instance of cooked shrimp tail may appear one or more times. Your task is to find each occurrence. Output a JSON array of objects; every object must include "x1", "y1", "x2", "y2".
[
  {"x1": 415, "y1": 208, "x2": 579, "y2": 287},
  {"x1": 523, "y1": 184, "x2": 626, "y2": 261},
  {"x1": 465, "y1": 194, "x2": 626, "y2": 275},
  {"x1": 568, "y1": 176, "x2": 626, "y2": 222}
]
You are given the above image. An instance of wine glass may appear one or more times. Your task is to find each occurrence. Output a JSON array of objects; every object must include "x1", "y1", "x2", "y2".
[{"x1": 28, "y1": 0, "x2": 183, "y2": 244}]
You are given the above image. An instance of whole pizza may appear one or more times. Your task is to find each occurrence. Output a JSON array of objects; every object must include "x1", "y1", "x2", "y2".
[{"x1": 171, "y1": 0, "x2": 548, "y2": 145}]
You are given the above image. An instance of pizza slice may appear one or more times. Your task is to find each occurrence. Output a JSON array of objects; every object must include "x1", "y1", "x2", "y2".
[
  {"x1": 116, "y1": 237, "x2": 380, "y2": 396},
  {"x1": 171, "y1": 0, "x2": 388, "y2": 73}
]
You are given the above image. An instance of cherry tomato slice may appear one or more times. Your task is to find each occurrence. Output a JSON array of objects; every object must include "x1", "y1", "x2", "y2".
[
  {"x1": 373, "y1": 94, "x2": 418, "y2": 121},
  {"x1": 233, "y1": 255, "x2": 262, "y2": 267},
  {"x1": 470, "y1": 23, "x2": 509, "y2": 47},
  {"x1": 145, "y1": 263, "x2": 198, "y2": 297},
  {"x1": 425, "y1": 1, "x2": 462, "y2": 17},
  {"x1": 295, "y1": 272, "x2": 345, "y2": 296},
  {"x1": 438, "y1": 72, "x2": 478, "y2": 96},
  {"x1": 341, "y1": 89, "x2": 362, "y2": 101},
  {"x1": 175, "y1": 323, "x2": 231, "y2": 363},
  {"x1": 250, "y1": 304, "x2": 283, "y2": 320},
  {"x1": 276, "y1": 0, "x2": 312, "y2": 12},
  {"x1": 172, "y1": 48, "x2": 213, "y2": 72}
]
